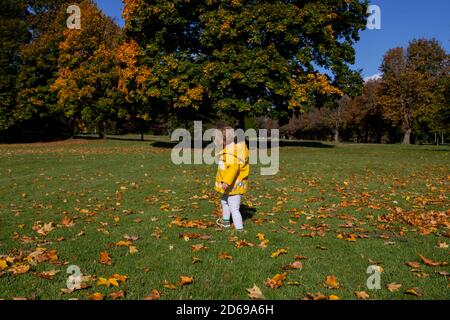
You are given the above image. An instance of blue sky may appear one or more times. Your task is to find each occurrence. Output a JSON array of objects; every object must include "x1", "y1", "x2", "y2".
[{"x1": 95, "y1": 0, "x2": 450, "y2": 78}]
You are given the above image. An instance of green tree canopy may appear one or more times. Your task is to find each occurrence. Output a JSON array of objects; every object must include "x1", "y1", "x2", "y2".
[{"x1": 120, "y1": 0, "x2": 368, "y2": 128}]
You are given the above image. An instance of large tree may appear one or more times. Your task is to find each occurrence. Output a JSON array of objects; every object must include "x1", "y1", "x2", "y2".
[
  {"x1": 0, "y1": 0, "x2": 30, "y2": 130},
  {"x1": 51, "y1": 0, "x2": 122, "y2": 138},
  {"x1": 378, "y1": 39, "x2": 449, "y2": 144},
  {"x1": 120, "y1": 0, "x2": 368, "y2": 129},
  {"x1": 13, "y1": 0, "x2": 68, "y2": 127}
]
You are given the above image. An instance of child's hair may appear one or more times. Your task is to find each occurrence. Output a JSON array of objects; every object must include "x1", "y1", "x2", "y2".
[{"x1": 216, "y1": 125, "x2": 235, "y2": 147}]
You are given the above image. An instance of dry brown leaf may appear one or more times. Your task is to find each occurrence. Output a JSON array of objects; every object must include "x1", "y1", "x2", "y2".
[
  {"x1": 387, "y1": 282, "x2": 402, "y2": 292},
  {"x1": 405, "y1": 287, "x2": 422, "y2": 297},
  {"x1": 34, "y1": 270, "x2": 60, "y2": 280},
  {"x1": 191, "y1": 244, "x2": 208, "y2": 252},
  {"x1": 247, "y1": 284, "x2": 265, "y2": 300},
  {"x1": 406, "y1": 261, "x2": 420, "y2": 269},
  {"x1": 109, "y1": 290, "x2": 125, "y2": 300},
  {"x1": 419, "y1": 255, "x2": 448, "y2": 267}
]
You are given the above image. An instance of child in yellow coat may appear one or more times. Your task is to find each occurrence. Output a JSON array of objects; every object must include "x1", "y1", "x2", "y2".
[{"x1": 215, "y1": 127, "x2": 250, "y2": 231}]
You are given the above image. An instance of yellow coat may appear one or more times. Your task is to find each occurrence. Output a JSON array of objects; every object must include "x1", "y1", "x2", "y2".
[{"x1": 215, "y1": 142, "x2": 250, "y2": 195}]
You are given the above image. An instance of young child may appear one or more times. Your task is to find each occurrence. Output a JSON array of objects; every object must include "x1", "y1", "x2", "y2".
[{"x1": 214, "y1": 126, "x2": 250, "y2": 231}]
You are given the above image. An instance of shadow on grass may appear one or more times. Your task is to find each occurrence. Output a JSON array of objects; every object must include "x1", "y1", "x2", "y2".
[
  {"x1": 279, "y1": 140, "x2": 334, "y2": 148},
  {"x1": 150, "y1": 140, "x2": 335, "y2": 149},
  {"x1": 241, "y1": 204, "x2": 257, "y2": 221}
]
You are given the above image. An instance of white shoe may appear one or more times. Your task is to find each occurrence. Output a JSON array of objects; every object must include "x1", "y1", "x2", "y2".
[{"x1": 216, "y1": 218, "x2": 231, "y2": 228}]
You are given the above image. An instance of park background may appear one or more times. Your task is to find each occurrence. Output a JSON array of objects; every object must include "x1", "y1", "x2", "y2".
[{"x1": 0, "y1": 0, "x2": 449, "y2": 301}]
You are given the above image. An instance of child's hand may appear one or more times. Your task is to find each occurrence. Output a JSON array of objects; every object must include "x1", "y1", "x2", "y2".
[{"x1": 221, "y1": 182, "x2": 229, "y2": 191}]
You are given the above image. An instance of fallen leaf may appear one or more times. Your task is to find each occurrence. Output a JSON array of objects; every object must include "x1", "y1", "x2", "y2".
[
  {"x1": 419, "y1": 255, "x2": 448, "y2": 267},
  {"x1": 8, "y1": 264, "x2": 30, "y2": 275},
  {"x1": 163, "y1": 280, "x2": 177, "y2": 289},
  {"x1": 405, "y1": 287, "x2": 422, "y2": 297},
  {"x1": 282, "y1": 261, "x2": 303, "y2": 271},
  {"x1": 129, "y1": 246, "x2": 138, "y2": 255},
  {"x1": 328, "y1": 294, "x2": 341, "y2": 300},
  {"x1": 33, "y1": 270, "x2": 60, "y2": 280},
  {"x1": 191, "y1": 257, "x2": 202, "y2": 264},
  {"x1": 89, "y1": 292, "x2": 105, "y2": 300},
  {"x1": 99, "y1": 252, "x2": 112, "y2": 265},
  {"x1": 436, "y1": 242, "x2": 448, "y2": 249},
  {"x1": 387, "y1": 282, "x2": 402, "y2": 292},
  {"x1": 305, "y1": 292, "x2": 327, "y2": 300},
  {"x1": 264, "y1": 273, "x2": 287, "y2": 289},
  {"x1": 355, "y1": 291, "x2": 370, "y2": 300},
  {"x1": 123, "y1": 234, "x2": 140, "y2": 242},
  {"x1": 178, "y1": 276, "x2": 193, "y2": 286},
  {"x1": 324, "y1": 275, "x2": 340, "y2": 289},
  {"x1": 247, "y1": 284, "x2": 265, "y2": 300},
  {"x1": 0, "y1": 260, "x2": 7, "y2": 270},
  {"x1": 406, "y1": 261, "x2": 420, "y2": 269},
  {"x1": 111, "y1": 274, "x2": 127, "y2": 283},
  {"x1": 109, "y1": 290, "x2": 125, "y2": 300},
  {"x1": 271, "y1": 249, "x2": 288, "y2": 258},
  {"x1": 218, "y1": 252, "x2": 233, "y2": 260},
  {"x1": 144, "y1": 289, "x2": 161, "y2": 300},
  {"x1": 191, "y1": 244, "x2": 208, "y2": 252}
]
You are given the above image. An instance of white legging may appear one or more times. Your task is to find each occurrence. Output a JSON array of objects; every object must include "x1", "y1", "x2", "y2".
[{"x1": 221, "y1": 194, "x2": 244, "y2": 230}]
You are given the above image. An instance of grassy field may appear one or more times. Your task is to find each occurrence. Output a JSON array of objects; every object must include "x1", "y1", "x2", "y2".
[{"x1": 0, "y1": 137, "x2": 449, "y2": 300}]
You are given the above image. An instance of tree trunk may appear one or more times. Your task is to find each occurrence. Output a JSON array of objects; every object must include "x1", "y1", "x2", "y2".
[
  {"x1": 235, "y1": 113, "x2": 246, "y2": 131},
  {"x1": 402, "y1": 128, "x2": 412, "y2": 145},
  {"x1": 334, "y1": 129, "x2": 339, "y2": 143},
  {"x1": 141, "y1": 132, "x2": 144, "y2": 141},
  {"x1": 98, "y1": 121, "x2": 106, "y2": 139}
]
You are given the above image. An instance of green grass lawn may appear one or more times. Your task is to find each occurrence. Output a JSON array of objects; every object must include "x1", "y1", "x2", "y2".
[{"x1": 0, "y1": 138, "x2": 449, "y2": 300}]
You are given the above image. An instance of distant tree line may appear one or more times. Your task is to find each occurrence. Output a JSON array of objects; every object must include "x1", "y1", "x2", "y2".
[{"x1": 0, "y1": 0, "x2": 448, "y2": 144}]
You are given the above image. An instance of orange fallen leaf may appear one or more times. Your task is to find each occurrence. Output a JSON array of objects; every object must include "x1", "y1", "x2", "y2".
[
  {"x1": 144, "y1": 289, "x2": 161, "y2": 300},
  {"x1": 218, "y1": 252, "x2": 233, "y2": 260},
  {"x1": 8, "y1": 264, "x2": 30, "y2": 275},
  {"x1": 112, "y1": 241, "x2": 132, "y2": 247},
  {"x1": 191, "y1": 244, "x2": 208, "y2": 252},
  {"x1": 163, "y1": 280, "x2": 177, "y2": 289},
  {"x1": 328, "y1": 294, "x2": 341, "y2": 300},
  {"x1": 111, "y1": 274, "x2": 127, "y2": 283},
  {"x1": 99, "y1": 252, "x2": 112, "y2": 265},
  {"x1": 419, "y1": 255, "x2": 448, "y2": 267},
  {"x1": 89, "y1": 292, "x2": 105, "y2": 300},
  {"x1": 355, "y1": 291, "x2": 370, "y2": 300},
  {"x1": 178, "y1": 276, "x2": 193, "y2": 286},
  {"x1": 33, "y1": 270, "x2": 60, "y2": 280},
  {"x1": 264, "y1": 273, "x2": 287, "y2": 289},
  {"x1": 324, "y1": 275, "x2": 340, "y2": 289}
]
